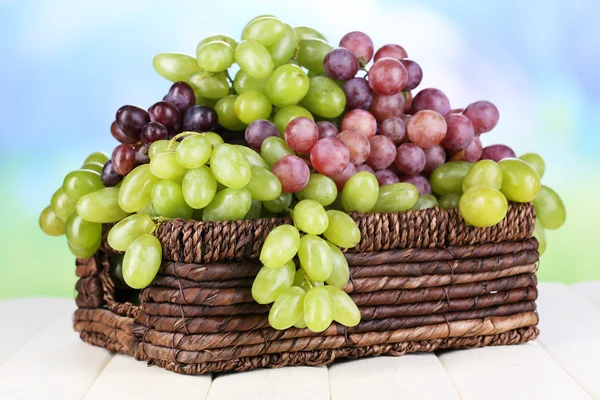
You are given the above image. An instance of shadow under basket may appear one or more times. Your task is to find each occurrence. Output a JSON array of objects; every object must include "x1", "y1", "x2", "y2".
[{"x1": 73, "y1": 203, "x2": 540, "y2": 374}]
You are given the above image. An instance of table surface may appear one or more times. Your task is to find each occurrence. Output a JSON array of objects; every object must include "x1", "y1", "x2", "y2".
[{"x1": 1, "y1": 281, "x2": 599, "y2": 400}]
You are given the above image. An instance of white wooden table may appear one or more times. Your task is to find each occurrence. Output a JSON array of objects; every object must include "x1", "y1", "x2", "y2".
[{"x1": 1, "y1": 282, "x2": 599, "y2": 400}]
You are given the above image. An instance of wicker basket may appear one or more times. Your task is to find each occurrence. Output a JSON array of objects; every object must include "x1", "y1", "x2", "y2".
[{"x1": 73, "y1": 203, "x2": 539, "y2": 374}]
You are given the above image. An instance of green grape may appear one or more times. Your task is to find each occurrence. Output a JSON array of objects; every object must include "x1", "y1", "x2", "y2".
[
  {"x1": 234, "y1": 145, "x2": 269, "y2": 169},
  {"x1": 293, "y1": 268, "x2": 306, "y2": 287},
  {"x1": 533, "y1": 219, "x2": 547, "y2": 255},
  {"x1": 148, "y1": 140, "x2": 178, "y2": 160},
  {"x1": 519, "y1": 153, "x2": 546, "y2": 178},
  {"x1": 292, "y1": 199, "x2": 329, "y2": 234},
  {"x1": 294, "y1": 314, "x2": 308, "y2": 328},
  {"x1": 498, "y1": 158, "x2": 541, "y2": 203},
  {"x1": 260, "y1": 137, "x2": 294, "y2": 166},
  {"x1": 138, "y1": 200, "x2": 158, "y2": 217},
  {"x1": 295, "y1": 173, "x2": 338, "y2": 206},
  {"x1": 202, "y1": 132, "x2": 225, "y2": 147},
  {"x1": 245, "y1": 14, "x2": 277, "y2": 25},
  {"x1": 235, "y1": 40, "x2": 274, "y2": 79},
  {"x1": 195, "y1": 94, "x2": 218, "y2": 108},
  {"x1": 260, "y1": 224, "x2": 300, "y2": 268},
  {"x1": 302, "y1": 76, "x2": 346, "y2": 118},
  {"x1": 263, "y1": 192, "x2": 293, "y2": 213},
  {"x1": 438, "y1": 194, "x2": 462, "y2": 210},
  {"x1": 107, "y1": 214, "x2": 155, "y2": 252},
  {"x1": 463, "y1": 160, "x2": 502, "y2": 191},
  {"x1": 273, "y1": 105, "x2": 314, "y2": 133},
  {"x1": 459, "y1": 187, "x2": 508, "y2": 227},
  {"x1": 181, "y1": 166, "x2": 217, "y2": 209},
  {"x1": 430, "y1": 161, "x2": 472, "y2": 196},
  {"x1": 533, "y1": 185, "x2": 566, "y2": 230},
  {"x1": 246, "y1": 166, "x2": 282, "y2": 201},
  {"x1": 150, "y1": 151, "x2": 187, "y2": 181},
  {"x1": 342, "y1": 172, "x2": 379, "y2": 213},
  {"x1": 233, "y1": 70, "x2": 268, "y2": 94},
  {"x1": 244, "y1": 200, "x2": 262, "y2": 220},
  {"x1": 303, "y1": 286, "x2": 334, "y2": 332},
  {"x1": 118, "y1": 164, "x2": 161, "y2": 213},
  {"x1": 68, "y1": 240, "x2": 101, "y2": 259},
  {"x1": 242, "y1": 17, "x2": 286, "y2": 46},
  {"x1": 122, "y1": 234, "x2": 162, "y2": 289},
  {"x1": 234, "y1": 90, "x2": 273, "y2": 124},
  {"x1": 176, "y1": 135, "x2": 212, "y2": 169},
  {"x1": 210, "y1": 144, "x2": 251, "y2": 188},
  {"x1": 267, "y1": 23, "x2": 296, "y2": 68},
  {"x1": 76, "y1": 187, "x2": 130, "y2": 223},
  {"x1": 294, "y1": 26, "x2": 327, "y2": 41},
  {"x1": 410, "y1": 194, "x2": 438, "y2": 210},
  {"x1": 189, "y1": 71, "x2": 230, "y2": 99},
  {"x1": 84, "y1": 151, "x2": 109, "y2": 165},
  {"x1": 323, "y1": 210, "x2": 361, "y2": 248},
  {"x1": 371, "y1": 183, "x2": 419, "y2": 213},
  {"x1": 50, "y1": 188, "x2": 76, "y2": 220},
  {"x1": 153, "y1": 53, "x2": 202, "y2": 82},
  {"x1": 325, "y1": 286, "x2": 360, "y2": 327},
  {"x1": 63, "y1": 169, "x2": 104, "y2": 202},
  {"x1": 196, "y1": 41, "x2": 234, "y2": 72},
  {"x1": 39, "y1": 206, "x2": 66, "y2": 236},
  {"x1": 215, "y1": 95, "x2": 248, "y2": 131},
  {"x1": 298, "y1": 234, "x2": 333, "y2": 281},
  {"x1": 81, "y1": 162, "x2": 103, "y2": 174},
  {"x1": 197, "y1": 35, "x2": 238, "y2": 51},
  {"x1": 65, "y1": 214, "x2": 102, "y2": 249},
  {"x1": 251, "y1": 260, "x2": 296, "y2": 304},
  {"x1": 151, "y1": 180, "x2": 193, "y2": 219},
  {"x1": 265, "y1": 64, "x2": 310, "y2": 108},
  {"x1": 325, "y1": 241, "x2": 350, "y2": 289},
  {"x1": 268, "y1": 286, "x2": 306, "y2": 330},
  {"x1": 297, "y1": 39, "x2": 333, "y2": 74},
  {"x1": 202, "y1": 188, "x2": 252, "y2": 221}
]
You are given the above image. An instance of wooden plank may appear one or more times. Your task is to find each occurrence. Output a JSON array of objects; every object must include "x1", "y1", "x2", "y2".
[
  {"x1": 0, "y1": 298, "x2": 71, "y2": 364},
  {"x1": 0, "y1": 306, "x2": 112, "y2": 400},
  {"x1": 329, "y1": 354, "x2": 459, "y2": 400},
  {"x1": 437, "y1": 342, "x2": 591, "y2": 400},
  {"x1": 536, "y1": 282, "x2": 600, "y2": 399},
  {"x1": 206, "y1": 366, "x2": 329, "y2": 400},
  {"x1": 570, "y1": 282, "x2": 600, "y2": 309},
  {"x1": 83, "y1": 354, "x2": 212, "y2": 400}
]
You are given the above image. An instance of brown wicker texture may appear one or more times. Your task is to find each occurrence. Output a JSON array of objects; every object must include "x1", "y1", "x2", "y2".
[{"x1": 73, "y1": 204, "x2": 540, "y2": 374}]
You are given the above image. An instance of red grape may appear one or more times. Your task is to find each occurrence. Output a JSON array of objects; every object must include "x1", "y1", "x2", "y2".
[
  {"x1": 422, "y1": 145, "x2": 446, "y2": 173},
  {"x1": 245, "y1": 119, "x2": 280, "y2": 150},
  {"x1": 449, "y1": 136, "x2": 482, "y2": 162},
  {"x1": 407, "y1": 110, "x2": 447, "y2": 148},
  {"x1": 111, "y1": 144, "x2": 136, "y2": 175},
  {"x1": 400, "y1": 60, "x2": 423, "y2": 91},
  {"x1": 149, "y1": 101, "x2": 182, "y2": 136},
  {"x1": 480, "y1": 144, "x2": 516, "y2": 162},
  {"x1": 463, "y1": 100, "x2": 499, "y2": 134},
  {"x1": 404, "y1": 91, "x2": 413, "y2": 114},
  {"x1": 272, "y1": 155, "x2": 310, "y2": 193},
  {"x1": 110, "y1": 120, "x2": 138, "y2": 144},
  {"x1": 374, "y1": 44, "x2": 408, "y2": 62},
  {"x1": 116, "y1": 105, "x2": 150, "y2": 141},
  {"x1": 310, "y1": 138, "x2": 350, "y2": 176},
  {"x1": 164, "y1": 82, "x2": 195, "y2": 114},
  {"x1": 369, "y1": 92, "x2": 405, "y2": 122},
  {"x1": 140, "y1": 122, "x2": 168, "y2": 145},
  {"x1": 316, "y1": 121, "x2": 339, "y2": 139},
  {"x1": 368, "y1": 58, "x2": 408, "y2": 95},
  {"x1": 343, "y1": 78, "x2": 373, "y2": 110},
  {"x1": 366, "y1": 135, "x2": 397, "y2": 170},
  {"x1": 330, "y1": 162, "x2": 357, "y2": 190},
  {"x1": 323, "y1": 48, "x2": 360, "y2": 81},
  {"x1": 101, "y1": 161, "x2": 123, "y2": 187},
  {"x1": 394, "y1": 143, "x2": 426, "y2": 176},
  {"x1": 441, "y1": 114, "x2": 475, "y2": 150},
  {"x1": 411, "y1": 88, "x2": 451, "y2": 116},
  {"x1": 341, "y1": 109, "x2": 377, "y2": 139},
  {"x1": 374, "y1": 169, "x2": 400, "y2": 186},
  {"x1": 339, "y1": 31, "x2": 374, "y2": 64},
  {"x1": 380, "y1": 116, "x2": 406, "y2": 144},
  {"x1": 337, "y1": 130, "x2": 371, "y2": 165},
  {"x1": 399, "y1": 175, "x2": 431, "y2": 195},
  {"x1": 285, "y1": 117, "x2": 319, "y2": 154},
  {"x1": 133, "y1": 143, "x2": 150, "y2": 165},
  {"x1": 183, "y1": 105, "x2": 218, "y2": 133},
  {"x1": 356, "y1": 164, "x2": 375, "y2": 174}
]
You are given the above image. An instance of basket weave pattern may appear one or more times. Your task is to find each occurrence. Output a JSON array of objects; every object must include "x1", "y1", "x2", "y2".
[{"x1": 73, "y1": 203, "x2": 539, "y2": 374}]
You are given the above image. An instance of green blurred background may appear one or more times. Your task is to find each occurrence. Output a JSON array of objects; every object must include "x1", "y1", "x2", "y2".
[{"x1": 0, "y1": 0, "x2": 598, "y2": 299}]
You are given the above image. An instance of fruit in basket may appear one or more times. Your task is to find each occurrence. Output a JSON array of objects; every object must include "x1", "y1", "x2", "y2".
[
  {"x1": 498, "y1": 158, "x2": 541, "y2": 202},
  {"x1": 533, "y1": 185, "x2": 566, "y2": 230},
  {"x1": 459, "y1": 187, "x2": 508, "y2": 227}
]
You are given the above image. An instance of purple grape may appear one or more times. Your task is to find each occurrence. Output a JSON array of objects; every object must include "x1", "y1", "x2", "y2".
[
  {"x1": 339, "y1": 31, "x2": 374, "y2": 64},
  {"x1": 394, "y1": 143, "x2": 426, "y2": 176},
  {"x1": 272, "y1": 155, "x2": 311, "y2": 193},
  {"x1": 337, "y1": 130, "x2": 371, "y2": 165},
  {"x1": 449, "y1": 136, "x2": 483, "y2": 162},
  {"x1": 116, "y1": 105, "x2": 150, "y2": 141},
  {"x1": 101, "y1": 161, "x2": 123, "y2": 187},
  {"x1": 369, "y1": 92, "x2": 405, "y2": 122},
  {"x1": 374, "y1": 44, "x2": 408, "y2": 62},
  {"x1": 374, "y1": 169, "x2": 400, "y2": 186},
  {"x1": 480, "y1": 144, "x2": 516, "y2": 162},
  {"x1": 111, "y1": 144, "x2": 136, "y2": 176},
  {"x1": 324, "y1": 48, "x2": 360, "y2": 81},
  {"x1": 245, "y1": 119, "x2": 280, "y2": 150},
  {"x1": 183, "y1": 105, "x2": 218, "y2": 133},
  {"x1": 285, "y1": 117, "x2": 319, "y2": 154},
  {"x1": 400, "y1": 60, "x2": 423, "y2": 91},
  {"x1": 411, "y1": 88, "x2": 451, "y2": 116},
  {"x1": 140, "y1": 122, "x2": 168, "y2": 145},
  {"x1": 368, "y1": 58, "x2": 408, "y2": 95},
  {"x1": 399, "y1": 175, "x2": 431, "y2": 195},
  {"x1": 133, "y1": 143, "x2": 150, "y2": 165},
  {"x1": 463, "y1": 100, "x2": 500, "y2": 134},
  {"x1": 441, "y1": 114, "x2": 475, "y2": 151},
  {"x1": 148, "y1": 101, "x2": 182, "y2": 136},
  {"x1": 330, "y1": 162, "x2": 357, "y2": 190},
  {"x1": 423, "y1": 145, "x2": 446, "y2": 173},
  {"x1": 316, "y1": 121, "x2": 339, "y2": 139},
  {"x1": 163, "y1": 82, "x2": 195, "y2": 114},
  {"x1": 343, "y1": 78, "x2": 373, "y2": 110},
  {"x1": 356, "y1": 164, "x2": 375, "y2": 174},
  {"x1": 310, "y1": 138, "x2": 350, "y2": 176},
  {"x1": 380, "y1": 116, "x2": 406, "y2": 144},
  {"x1": 110, "y1": 120, "x2": 138, "y2": 145},
  {"x1": 341, "y1": 109, "x2": 377, "y2": 139},
  {"x1": 366, "y1": 135, "x2": 397, "y2": 170}
]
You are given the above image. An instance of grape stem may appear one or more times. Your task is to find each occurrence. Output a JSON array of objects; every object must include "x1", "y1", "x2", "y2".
[
  {"x1": 167, "y1": 131, "x2": 203, "y2": 151},
  {"x1": 303, "y1": 271, "x2": 314, "y2": 289}
]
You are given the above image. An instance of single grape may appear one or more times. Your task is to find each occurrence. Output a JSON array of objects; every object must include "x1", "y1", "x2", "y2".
[
  {"x1": 112, "y1": 144, "x2": 136, "y2": 176},
  {"x1": 245, "y1": 120, "x2": 280, "y2": 150},
  {"x1": 304, "y1": 286, "x2": 334, "y2": 332},
  {"x1": 394, "y1": 143, "x2": 426, "y2": 176},
  {"x1": 261, "y1": 136, "x2": 295, "y2": 167},
  {"x1": 293, "y1": 199, "x2": 329, "y2": 235},
  {"x1": 297, "y1": 38, "x2": 333, "y2": 74},
  {"x1": 246, "y1": 165, "x2": 282, "y2": 201},
  {"x1": 234, "y1": 90, "x2": 273, "y2": 125},
  {"x1": 450, "y1": 136, "x2": 483, "y2": 163},
  {"x1": 273, "y1": 105, "x2": 314, "y2": 134},
  {"x1": 498, "y1": 158, "x2": 541, "y2": 202},
  {"x1": 317, "y1": 121, "x2": 339, "y2": 139},
  {"x1": 533, "y1": 219, "x2": 547, "y2": 255},
  {"x1": 341, "y1": 171, "x2": 379, "y2": 213},
  {"x1": 324, "y1": 242, "x2": 350, "y2": 289},
  {"x1": 118, "y1": 164, "x2": 161, "y2": 213},
  {"x1": 189, "y1": 71, "x2": 230, "y2": 99},
  {"x1": 411, "y1": 88, "x2": 451, "y2": 116},
  {"x1": 295, "y1": 173, "x2": 338, "y2": 206},
  {"x1": 68, "y1": 240, "x2": 101, "y2": 259},
  {"x1": 369, "y1": 92, "x2": 405, "y2": 122},
  {"x1": 442, "y1": 114, "x2": 475, "y2": 151},
  {"x1": 203, "y1": 132, "x2": 224, "y2": 147},
  {"x1": 111, "y1": 121, "x2": 138, "y2": 144},
  {"x1": 411, "y1": 194, "x2": 438, "y2": 210},
  {"x1": 374, "y1": 44, "x2": 408, "y2": 62},
  {"x1": 148, "y1": 140, "x2": 174, "y2": 160},
  {"x1": 356, "y1": 164, "x2": 375, "y2": 174},
  {"x1": 285, "y1": 117, "x2": 319, "y2": 154},
  {"x1": 519, "y1": 153, "x2": 546, "y2": 178},
  {"x1": 108, "y1": 214, "x2": 155, "y2": 252},
  {"x1": 82, "y1": 161, "x2": 103, "y2": 172},
  {"x1": 380, "y1": 117, "x2": 406, "y2": 144},
  {"x1": 183, "y1": 105, "x2": 218, "y2": 133},
  {"x1": 39, "y1": 206, "x2": 66, "y2": 236},
  {"x1": 209, "y1": 144, "x2": 251, "y2": 189},
  {"x1": 151, "y1": 180, "x2": 193, "y2": 219},
  {"x1": 150, "y1": 151, "x2": 187, "y2": 181},
  {"x1": 533, "y1": 185, "x2": 566, "y2": 230},
  {"x1": 430, "y1": 161, "x2": 472, "y2": 195},
  {"x1": 463, "y1": 160, "x2": 503, "y2": 191},
  {"x1": 202, "y1": 188, "x2": 252, "y2": 221},
  {"x1": 325, "y1": 286, "x2": 361, "y2": 327},
  {"x1": 459, "y1": 187, "x2": 508, "y2": 227},
  {"x1": 148, "y1": 101, "x2": 182, "y2": 136},
  {"x1": 163, "y1": 81, "x2": 195, "y2": 114},
  {"x1": 269, "y1": 286, "x2": 306, "y2": 330},
  {"x1": 101, "y1": 161, "x2": 123, "y2": 187},
  {"x1": 181, "y1": 166, "x2": 217, "y2": 209},
  {"x1": 265, "y1": 64, "x2": 310, "y2": 108},
  {"x1": 324, "y1": 210, "x2": 360, "y2": 248},
  {"x1": 267, "y1": 23, "x2": 296, "y2": 68},
  {"x1": 303, "y1": 76, "x2": 346, "y2": 118},
  {"x1": 343, "y1": 77, "x2": 373, "y2": 110},
  {"x1": 263, "y1": 192, "x2": 293, "y2": 213},
  {"x1": 368, "y1": 58, "x2": 408, "y2": 95},
  {"x1": 196, "y1": 34, "x2": 238, "y2": 51},
  {"x1": 407, "y1": 110, "x2": 448, "y2": 149},
  {"x1": 196, "y1": 41, "x2": 234, "y2": 72},
  {"x1": 481, "y1": 144, "x2": 516, "y2": 162},
  {"x1": 299, "y1": 234, "x2": 333, "y2": 281},
  {"x1": 235, "y1": 40, "x2": 274, "y2": 79},
  {"x1": 153, "y1": 53, "x2": 202, "y2": 82},
  {"x1": 242, "y1": 16, "x2": 286, "y2": 46},
  {"x1": 341, "y1": 109, "x2": 377, "y2": 139},
  {"x1": 294, "y1": 26, "x2": 327, "y2": 41},
  {"x1": 63, "y1": 170, "x2": 104, "y2": 202},
  {"x1": 438, "y1": 193, "x2": 462, "y2": 210},
  {"x1": 366, "y1": 135, "x2": 397, "y2": 170},
  {"x1": 310, "y1": 138, "x2": 350, "y2": 176},
  {"x1": 140, "y1": 122, "x2": 168, "y2": 146},
  {"x1": 122, "y1": 234, "x2": 162, "y2": 289},
  {"x1": 422, "y1": 145, "x2": 446, "y2": 174},
  {"x1": 330, "y1": 162, "x2": 357, "y2": 191},
  {"x1": 50, "y1": 188, "x2": 76, "y2": 220},
  {"x1": 339, "y1": 31, "x2": 374, "y2": 64},
  {"x1": 252, "y1": 261, "x2": 296, "y2": 305},
  {"x1": 83, "y1": 151, "x2": 109, "y2": 165},
  {"x1": 233, "y1": 70, "x2": 268, "y2": 94},
  {"x1": 374, "y1": 169, "x2": 399, "y2": 186},
  {"x1": 272, "y1": 155, "x2": 310, "y2": 193},
  {"x1": 116, "y1": 105, "x2": 150, "y2": 141},
  {"x1": 463, "y1": 100, "x2": 499, "y2": 134},
  {"x1": 324, "y1": 48, "x2": 359, "y2": 80},
  {"x1": 66, "y1": 214, "x2": 102, "y2": 249},
  {"x1": 260, "y1": 225, "x2": 301, "y2": 268},
  {"x1": 401, "y1": 60, "x2": 423, "y2": 91},
  {"x1": 337, "y1": 130, "x2": 371, "y2": 165},
  {"x1": 399, "y1": 175, "x2": 431, "y2": 195},
  {"x1": 133, "y1": 143, "x2": 150, "y2": 166},
  {"x1": 371, "y1": 182, "x2": 419, "y2": 212},
  {"x1": 77, "y1": 187, "x2": 130, "y2": 223},
  {"x1": 215, "y1": 95, "x2": 248, "y2": 131},
  {"x1": 175, "y1": 135, "x2": 212, "y2": 170}
]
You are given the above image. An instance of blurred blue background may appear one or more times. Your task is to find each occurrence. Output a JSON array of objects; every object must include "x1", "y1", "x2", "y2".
[{"x1": 1, "y1": 0, "x2": 598, "y2": 298}]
